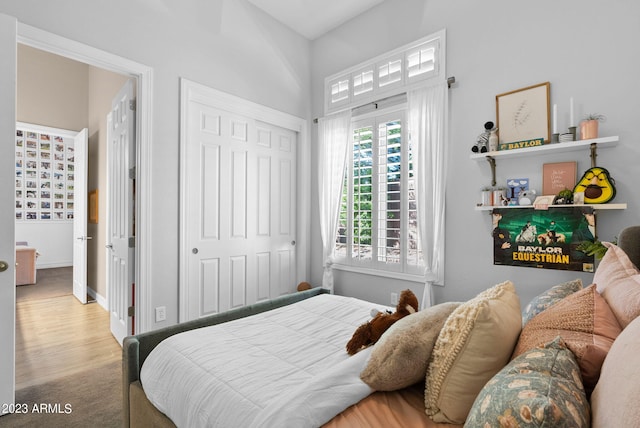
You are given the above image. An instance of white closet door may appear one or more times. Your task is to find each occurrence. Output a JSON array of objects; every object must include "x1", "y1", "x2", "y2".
[{"x1": 183, "y1": 102, "x2": 297, "y2": 321}]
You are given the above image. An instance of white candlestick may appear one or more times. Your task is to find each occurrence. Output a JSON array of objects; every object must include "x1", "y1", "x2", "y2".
[
  {"x1": 569, "y1": 97, "x2": 574, "y2": 127},
  {"x1": 553, "y1": 104, "x2": 558, "y2": 134}
]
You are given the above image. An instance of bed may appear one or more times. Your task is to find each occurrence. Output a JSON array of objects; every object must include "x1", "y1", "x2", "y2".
[{"x1": 123, "y1": 288, "x2": 454, "y2": 427}]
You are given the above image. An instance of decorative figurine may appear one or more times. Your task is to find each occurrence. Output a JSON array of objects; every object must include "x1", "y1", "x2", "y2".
[{"x1": 472, "y1": 121, "x2": 496, "y2": 153}]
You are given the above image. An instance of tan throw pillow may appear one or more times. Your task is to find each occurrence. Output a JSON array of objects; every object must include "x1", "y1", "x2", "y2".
[
  {"x1": 591, "y1": 315, "x2": 640, "y2": 427},
  {"x1": 512, "y1": 284, "x2": 622, "y2": 393},
  {"x1": 360, "y1": 301, "x2": 461, "y2": 391},
  {"x1": 424, "y1": 280, "x2": 521, "y2": 424},
  {"x1": 593, "y1": 242, "x2": 640, "y2": 329}
]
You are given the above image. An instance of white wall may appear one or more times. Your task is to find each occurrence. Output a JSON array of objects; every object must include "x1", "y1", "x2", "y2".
[
  {"x1": 15, "y1": 222, "x2": 73, "y2": 268},
  {"x1": 310, "y1": 0, "x2": 640, "y2": 306},
  {"x1": 16, "y1": 45, "x2": 87, "y2": 270},
  {"x1": 0, "y1": 0, "x2": 311, "y2": 330}
]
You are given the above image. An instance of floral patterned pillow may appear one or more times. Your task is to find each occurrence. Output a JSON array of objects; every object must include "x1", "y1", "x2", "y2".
[
  {"x1": 521, "y1": 278, "x2": 583, "y2": 325},
  {"x1": 464, "y1": 337, "x2": 590, "y2": 428}
]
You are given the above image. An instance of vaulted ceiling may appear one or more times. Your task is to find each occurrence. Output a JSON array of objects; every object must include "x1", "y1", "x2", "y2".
[{"x1": 247, "y1": 0, "x2": 385, "y2": 40}]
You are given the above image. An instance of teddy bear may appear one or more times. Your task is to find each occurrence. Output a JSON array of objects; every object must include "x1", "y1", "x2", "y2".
[{"x1": 346, "y1": 289, "x2": 419, "y2": 355}]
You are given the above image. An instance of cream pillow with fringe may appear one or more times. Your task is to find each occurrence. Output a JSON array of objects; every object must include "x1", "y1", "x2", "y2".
[{"x1": 424, "y1": 280, "x2": 521, "y2": 424}]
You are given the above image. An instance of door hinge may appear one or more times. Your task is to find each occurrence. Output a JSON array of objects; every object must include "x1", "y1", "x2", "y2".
[
  {"x1": 129, "y1": 166, "x2": 136, "y2": 179},
  {"x1": 129, "y1": 237, "x2": 135, "y2": 248},
  {"x1": 129, "y1": 99, "x2": 136, "y2": 111},
  {"x1": 127, "y1": 306, "x2": 135, "y2": 317}
]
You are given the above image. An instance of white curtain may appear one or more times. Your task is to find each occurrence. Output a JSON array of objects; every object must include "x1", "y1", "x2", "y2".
[
  {"x1": 408, "y1": 82, "x2": 448, "y2": 309},
  {"x1": 317, "y1": 110, "x2": 352, "y2": 293}
]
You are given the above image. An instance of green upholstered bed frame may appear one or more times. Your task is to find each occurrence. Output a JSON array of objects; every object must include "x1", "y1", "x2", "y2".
[
  {"x1": 122, "y1": 287, "x2": 329, "y2": 427},
  {"x1": 121, "y1": 226, "x2": 640, "y2": 427}
]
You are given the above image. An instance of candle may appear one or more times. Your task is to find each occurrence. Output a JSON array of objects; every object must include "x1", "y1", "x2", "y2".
[
  {"x1": 570, "y1": 97, "x2": 574, "y2": 127},
  {"x1": 553, "y1": 104, "x2": 558, "y2": 134}
]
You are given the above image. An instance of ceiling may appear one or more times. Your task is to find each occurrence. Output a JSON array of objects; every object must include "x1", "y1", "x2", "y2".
[{"x1": 247, "y1": 0, "x2": 385, "y2": 40}]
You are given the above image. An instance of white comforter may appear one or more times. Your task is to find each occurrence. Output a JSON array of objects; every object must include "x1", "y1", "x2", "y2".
[{"x1": 140, "y1": 294, "x2": 384, "y2": 428}]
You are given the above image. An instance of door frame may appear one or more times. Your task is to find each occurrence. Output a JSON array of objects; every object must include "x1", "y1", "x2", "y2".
[
  {"x1": 17, "y1": 22, "x2": 154, "y2": 333},
  {"x1": 178, "y1": 78, "x2": 310, "y2": 321}
]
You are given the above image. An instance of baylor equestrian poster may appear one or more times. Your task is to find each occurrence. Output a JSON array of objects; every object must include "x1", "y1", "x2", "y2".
[{"x1": 492, "y1": 206, "x2": 595, "y2": 272}]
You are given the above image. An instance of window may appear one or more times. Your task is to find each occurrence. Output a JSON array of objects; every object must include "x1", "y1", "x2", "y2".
[
  {"x1": 335, "y1": 109, "x2": 422, "y2": 275},
  {"x1": 324, "y1": 30, "x2": 444, "y2": 115},
  {"x1": 378, "y1": 58, "x2": 402, "y2": 88}
]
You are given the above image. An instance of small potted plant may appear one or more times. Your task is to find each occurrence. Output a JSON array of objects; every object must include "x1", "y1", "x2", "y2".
[
  {"x1": 580, "y1": 113, "x2": 606, "y2": 140},
  {"x1": 553, "y1": 188, "x2": 574, "y2": 205}
]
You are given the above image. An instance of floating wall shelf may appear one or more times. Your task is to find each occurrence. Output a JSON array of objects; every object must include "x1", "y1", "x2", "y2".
[
  {"x1": 470, "y1": 136, "x2": 619, "y2": 187},
  {"x1": 475, "y1": 203, "x2": 627, "y2": 212}
]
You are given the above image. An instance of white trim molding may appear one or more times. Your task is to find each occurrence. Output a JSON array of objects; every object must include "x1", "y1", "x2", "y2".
[{"x1": 17, "y1": 23, "x2": 155, "y2": 334}]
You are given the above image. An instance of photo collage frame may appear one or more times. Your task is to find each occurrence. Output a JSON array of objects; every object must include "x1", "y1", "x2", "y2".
[{"x1": 15, "y1": 128, "x2": 75, "y2": 221}]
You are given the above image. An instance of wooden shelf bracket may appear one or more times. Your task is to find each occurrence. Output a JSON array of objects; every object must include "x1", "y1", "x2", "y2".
[{"x1": 486, "y1": 155, "x2": 496, "y2": 187}]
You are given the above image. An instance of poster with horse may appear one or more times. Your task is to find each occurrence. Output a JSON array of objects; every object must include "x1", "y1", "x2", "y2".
[{"x1": 491, "y1": 206, "x2": 595, "y2": 272}]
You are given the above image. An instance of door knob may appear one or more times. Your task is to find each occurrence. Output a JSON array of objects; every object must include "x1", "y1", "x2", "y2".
[
  {"x1": 0, "y1": 261, "x2": 8, "y2": 272},
  {"x1": 106, "y1": 244, "x2": 113, "y2": 250}
]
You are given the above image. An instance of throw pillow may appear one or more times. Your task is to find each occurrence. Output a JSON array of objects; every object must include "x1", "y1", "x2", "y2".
[
  {"x1": 425, "y1": 280, "x2": 521, "y2": 424},
  {"x1": 465, "y1": 337, "x2": 590, "y2": 428},
  {"x1": 593, "y1": 242, "x2": 640, "y2": 329},
  {"x1": 522, "y1": 278, "x2": 583, "y2": 325},
  {"x1": 512, "y1": 284, "x2": 621, "y2": 393},
  {"x1": 360, "y1": 301, "x2": 461, "y2": 391},
  {"x1": 591, "y1": 315, "x2": 640, "y2": 427}
]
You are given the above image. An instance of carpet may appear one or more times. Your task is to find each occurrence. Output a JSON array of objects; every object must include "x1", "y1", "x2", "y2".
[
  {"x1": 16, "y1": 267, "x2": 72, "y2": 302},
  {"x1": 0, "y1": 360, "x2": 123, "y2": 428}
]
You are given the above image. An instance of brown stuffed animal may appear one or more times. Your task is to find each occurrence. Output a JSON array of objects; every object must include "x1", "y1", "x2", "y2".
[{"x1": 346, "y1": 289, "x2": 419, "y2": 355}]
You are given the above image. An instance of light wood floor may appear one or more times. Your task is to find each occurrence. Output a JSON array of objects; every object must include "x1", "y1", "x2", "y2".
[{"x1": 15, "y1": 294, "x2": 122, "y2": 390}]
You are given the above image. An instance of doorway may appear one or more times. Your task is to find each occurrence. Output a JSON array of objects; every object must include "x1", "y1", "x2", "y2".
[
  {"x1": 5, "y1": 24, "x2": 154, "y2": 406},
  {"x1": 16, "y1": 44, "x2": 129, "y2": 336},
  {"x1": 15, "y1": 21, "x2": 153, "y2": 335}
]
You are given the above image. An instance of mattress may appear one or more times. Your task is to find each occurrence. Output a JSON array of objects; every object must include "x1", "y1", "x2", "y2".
[{"x1": 140, "y1": 294, "x2": 388, "y2": 428}]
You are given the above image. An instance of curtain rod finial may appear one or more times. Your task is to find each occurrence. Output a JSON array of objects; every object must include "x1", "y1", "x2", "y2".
[{"x1": 447, "y1": 76, "x2": 456, "y2": 88}]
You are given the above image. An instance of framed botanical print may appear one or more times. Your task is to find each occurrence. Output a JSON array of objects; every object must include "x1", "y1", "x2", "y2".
[{"x1": 496, "y1": 82, "x2": 551, "y2": 145}]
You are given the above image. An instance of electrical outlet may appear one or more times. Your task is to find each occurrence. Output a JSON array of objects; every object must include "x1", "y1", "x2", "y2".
[
  {"x1": 390, "y1": 292, "x2": 398, "y2": 306},
  {"x1": 155, "y1": 306, "x2": 166, "y2": 322}
]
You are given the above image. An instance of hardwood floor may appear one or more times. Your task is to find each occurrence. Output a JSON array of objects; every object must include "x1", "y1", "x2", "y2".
[{"x1": 15, "y1": 290, "x2": 121, "y2": 390}]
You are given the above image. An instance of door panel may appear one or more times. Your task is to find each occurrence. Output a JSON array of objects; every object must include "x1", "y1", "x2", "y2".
[
  {"x1": 0, "y1": 12, "x2": 16, "y2": 413},
  {"x1": 72, "y1": 128, "x2": 89, "y2": 304},
  {"x1": 107, "y1": 80, "x2": 135, "y2": 345},
  {"x1": 184, "y1": 102, "x2": 297, "y2": 320}
]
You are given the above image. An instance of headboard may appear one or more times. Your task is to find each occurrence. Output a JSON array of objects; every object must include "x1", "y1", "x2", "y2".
[{"x1": 617, "y1": 225, "x2": 640, "y2": 269}]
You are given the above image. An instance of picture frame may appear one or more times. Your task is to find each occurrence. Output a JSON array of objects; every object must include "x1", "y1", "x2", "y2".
[
  {"x1": 496, "y1": 82, "x2": 551, "y2": 145},
  {"x1": 532, "y1": 194, "x2": 556, "y2": 209},
  {"x1": 542, "y1": 161, "x2": 577, "y2": 195},
  {"x1": 89, "y1": 189, "x2": 99, "y2": 224}
]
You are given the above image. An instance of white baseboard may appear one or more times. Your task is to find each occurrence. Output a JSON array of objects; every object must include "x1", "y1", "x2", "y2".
[
  {"x1": 87, "y1": 288, "x2": 108, "y2": 311},
  {"x1": 36, "y1": 263, "x2": 73, "y2": 269}
]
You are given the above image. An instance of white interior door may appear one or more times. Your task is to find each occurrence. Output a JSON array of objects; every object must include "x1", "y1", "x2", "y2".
[
  {"x1": 72, "y1": 128, "x2": 89, "y2": 304},
  {"x1": 0, "y1": 12, "x2": 17, "y2": 414},
  {"x1": 183, "y1": 100, "x2": 297, "y2": 321},
  {"x1": 107, "y1": 80, "x2": 135, "y2": 345}
]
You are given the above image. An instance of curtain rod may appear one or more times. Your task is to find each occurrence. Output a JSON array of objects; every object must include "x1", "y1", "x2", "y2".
[{"x1": 313, "y1": 76, "x2": 456, "y2": 124}]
